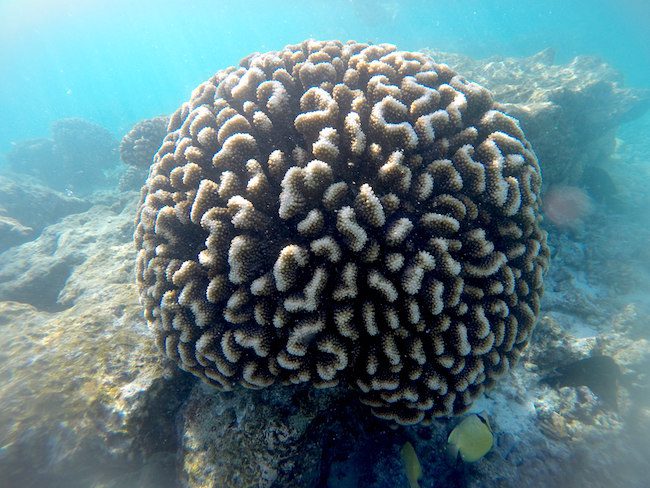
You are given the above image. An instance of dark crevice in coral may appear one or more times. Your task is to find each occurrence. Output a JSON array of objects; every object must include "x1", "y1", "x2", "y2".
[
  {"x1": 272, "y1": 393, "x2": 403, "y2": 488},
  {"x1": 131, "y1": 370, "x2": 196, "y2": 461}
]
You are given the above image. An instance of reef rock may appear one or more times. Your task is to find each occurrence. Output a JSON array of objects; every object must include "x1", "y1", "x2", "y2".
[
  {"x1": 0, "y1": 202, "x2": 134, "y2": 309},
  {"x1": 0, "y1": 197, "x2": 187, "y2": 488},
  {"x1": 179, "y1": 384, "x2": 348, "y2": 487},
  {"x1": 0, "y1": 212, "x2": 33, "y2": 250},
  {"x1": 0, "y1": 174, "x2": 90, "y2": 252}
]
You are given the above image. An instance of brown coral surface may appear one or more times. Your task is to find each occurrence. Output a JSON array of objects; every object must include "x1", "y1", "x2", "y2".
[
  {"x1": 134, "y1": 40, "x2": 549, "y2": 424},
  {"x1": 425, "y1": 49, "x2": 650, "y2": 187},
  {"x1": 120, "y1": 115, "x2": 170, "y2": 169}
]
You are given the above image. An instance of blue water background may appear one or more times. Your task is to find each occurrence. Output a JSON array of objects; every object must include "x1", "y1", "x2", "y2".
[{"x1": 0, "y1": 0, "x2": 648, "y2": 155}]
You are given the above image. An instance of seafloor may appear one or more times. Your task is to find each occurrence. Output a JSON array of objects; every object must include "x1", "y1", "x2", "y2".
[{"x1": 0, "y1": 50, "x2": 649, "y2": 488}]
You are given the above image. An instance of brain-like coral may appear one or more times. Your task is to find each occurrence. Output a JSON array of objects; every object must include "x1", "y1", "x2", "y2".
[
  {"x1": 425, "y1": 49, "x2": 650, "y2": 187},
  {"x1": 135, "y1": 40, "x2": 549, "y2": 424},
  {"x1": 120, "y1": 116, "x2": 170, "y2": 169}
]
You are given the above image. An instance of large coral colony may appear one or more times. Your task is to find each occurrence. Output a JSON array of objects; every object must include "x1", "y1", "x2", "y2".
[{"x1": 134, "y1": 39, "x2": 550, "y2": 424}]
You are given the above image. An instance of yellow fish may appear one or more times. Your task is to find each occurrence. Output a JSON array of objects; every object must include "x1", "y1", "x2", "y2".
[
  {"x1": 400, "y1": 441, "x2": 422, "y2": 488},
  {"x1": 447, "y1": 413, "x2": 494, "y2": 463}
]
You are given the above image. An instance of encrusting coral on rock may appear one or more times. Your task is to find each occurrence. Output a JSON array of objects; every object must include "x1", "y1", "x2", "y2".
[{"x1": 135, "y1": 39, "x2": 550, "y2": 424}]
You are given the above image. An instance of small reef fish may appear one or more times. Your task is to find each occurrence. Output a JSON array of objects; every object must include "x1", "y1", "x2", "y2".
[
  {"x1": 400, "y1": 441, "x2": 422, "y2": 488},
  {"x1": 447, "y1": 413, "x2": 494, "y2": 463}
]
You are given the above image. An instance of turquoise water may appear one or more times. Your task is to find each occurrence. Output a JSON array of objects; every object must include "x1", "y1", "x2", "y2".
[
  {"x1": 0, "y1": 0, "x2": 648, "y2": 154},
  {"x1": 1, "y1": 2, "x2": 650, "y2": 487}
]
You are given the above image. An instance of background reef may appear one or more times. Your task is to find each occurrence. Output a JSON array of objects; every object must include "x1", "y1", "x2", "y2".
[
  {"x1": 1, "y1": 0, "x2": 649, "y2": 158},
  {"x1": 5, "y1": 118, "x2": 119, "y2": 194},
  {"x1": 0, "y1": 46, "x2": 649, "y2": 488}
]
